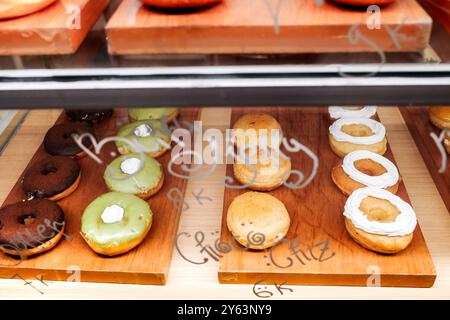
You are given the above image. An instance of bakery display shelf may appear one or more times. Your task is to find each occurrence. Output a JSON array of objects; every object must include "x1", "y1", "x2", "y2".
[
  {"x1": 218, "y1": 107, "x2": 436, "y2": 288},
  {"x1": 0, "y1": 0, "x2": 110, "y2": 56},
  {"x1": 0, "y1": 108, "x2": 199, "y2": 285},
  {"x1": 400, "y1": 107, "x2": 450, "y2": 214},
  {"x1": 106, "y1": 0, "x2": 432, "y2": 55}
]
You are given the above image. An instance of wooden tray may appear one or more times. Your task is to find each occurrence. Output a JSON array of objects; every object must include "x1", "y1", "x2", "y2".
[
  {"x1": 0, "y1": 108, "x2": 199, "y2": 285},
  {"x1": 0, "y1": 0, "x2": 110, "y2": 56},
  {"x1": 106, "y1": 0, "x2": 432, "y2": 55},
  {"x1": 400, "y1": 107, "x2": 450, "y2": 214},
  {"x1": 218, "y1": 107, "x2": 436, "y2": 288}
]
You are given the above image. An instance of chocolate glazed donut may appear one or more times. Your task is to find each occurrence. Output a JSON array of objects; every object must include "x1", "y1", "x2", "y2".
[
  {"x1": 22, "y1": 156, "x2": 81, "y2": 201},
  {"x1": 0, "y1": 199, "x2": 65, "y2": 257},
  {"x1": 44, "y1": 122, "x2": 95, "y2": 158},
  {"x1": 65, "y1": 109, "x2": 113, "y2": 124}
]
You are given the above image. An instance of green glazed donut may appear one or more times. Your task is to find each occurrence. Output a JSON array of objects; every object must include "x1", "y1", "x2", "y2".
[
  {"x1": 115, "y1": 120, "x2": 171, "y2": 158},
  {"x1": 128, "y1": 108, "x2": 178, "y2": 122},
  {"x1": 104, "y1": 153, "x2": 164, "y2": 199},
  {"x1": 81, "y1": 192, "x2": 152, "y2": 256}
]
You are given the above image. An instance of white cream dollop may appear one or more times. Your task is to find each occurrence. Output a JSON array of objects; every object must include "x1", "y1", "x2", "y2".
[
  {"x1": 120, "y1": 157, "x2": 142, "y2": 175},
  {"x1": 329, "y1": 117, "x2": 386, "y2": 145},
  {"x1": 133, "y1": 123, "x2": 152, "y2": 137},
  {"x1": 344, "y1": 187, "x2": 417, "y2": 236},
  {"x1": 101, "y1": 205, "x2": 125, "y2": 224},
  {"x1": 329, "y1": 106, "x2": 378, "y2": 119},
  {"x1": 342, "y1": 150, "x2": 399, "y2": 189}
]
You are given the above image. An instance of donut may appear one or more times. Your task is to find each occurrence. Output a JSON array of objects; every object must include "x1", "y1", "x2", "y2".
[
  {"x1": 0, "y1": 199, "x2": 65, "y2": 257},
  {"x1": 81, "y1": 192, "x2": 152, "y2": 256},
  {"x1": 128, "y1": 108, "x2": 178, "y2": 123},
  {"x1": 233, "y1": 147, "x2": 291, "y2": 191},
  {"x1": 429, "y1": 107, "x2": 450, "y2": 130},
  {"x1": 0, "y1": 0, "x2": 57, "y2": 20},
  {"x1": 116, "y1": 120, "x2": 171, "y2": 158},
  {"x1": 22, "y1": 155, "x2": 81, "y2": 201},
  {"x1": 227, "y1": 192, "x2": 290, "y2": 250},
  {"x1": 332, "y1": 0, "x2": 395, "y2": 6},
  {"x1": 332, "y1": 150, "x2": 399, "y2": 196},
  {"x1": 343, "y1": 187, "x2": 416, "y2": 254},
  {"x1": 44, "y1": 122, "x2": 95, "y2": 158},
  {"x1": 140, "y1": 0, "x2": 222, "y2": 9},
  {"x1": 232, "y1": 114, "x2": 283, "y2": 150},
  {"x1": 329, "y1": 118, "x2": 387, "y2": 157},
  {"x1": 328, "y1": 106, "x2": 377, "y2": 120},
  {"x1": 65, "y1": 109, "x2": 113, "y2": 124},
  {"x1": 104, "y1": 153, "x2": 164, "y2": 200}
]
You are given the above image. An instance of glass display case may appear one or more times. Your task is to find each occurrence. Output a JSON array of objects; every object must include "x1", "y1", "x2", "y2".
[{"x1": 0, "y1": 0, "x2": 449, "y2": 300}]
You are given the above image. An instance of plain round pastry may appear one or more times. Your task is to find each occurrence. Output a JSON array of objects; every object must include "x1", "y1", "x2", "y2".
[
  {"x1": 128, "y1": 108, "x2": 179, "y2": 123},
  {"x1": 104, "y1": 153, "x2": 164, "y2": 199},
  {"x1": 140, "y1": 0, "x2": 222, "y2": 9},
  {"x1": 328, "y1": 106, "x2": 377, "y2": 120},
  {"x1": 116, "y1": 120, "x2": 171, "y2": 158},
  {"x1": 81, "y1": 192, "x2": 152, "y2": 256},
  {"x1": 0, "y1": 199, "x2": 65, "y2": 257},
  {"x1": 343, "y1": 187, "x2": 416, "y2": 254},
  {"x1": 332, "y1": 150, "x2": 399, "y2": 196},
  {"x1": 22, "y1": 155, "x2": 81, "y2": 201},
  {"x1": 429, "y1": 106, "x2": 450, "y2": 130},
  {"x1": 227, "y1": 192, "x2": 290, "y2": 250},
  {"x1": 329, "y1": 118, "x2": 387, "y2": 157},
  {"x1": 332, "y1": 0, "x2": 395, "y2": 6},
  {"x1": 233, "y1": 148, "x2": 291, "y2": 191},
  {"x1": 44, "y1": 122, "x2": 95, "y2": 158},
  {"x1": 65, "y1": 109, "x2": 113, "y2": 124},
  {"x1": 0, "y1": 0, "x2": 57, "y2": 20},
  {"x1": 232, "y1": 114, "x2": 283, "y2": 150}
]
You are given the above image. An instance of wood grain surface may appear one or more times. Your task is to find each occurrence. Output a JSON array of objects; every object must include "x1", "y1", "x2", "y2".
[
  {"x1": 0, "y1": 0, "x2": 110, "y2": 55},
  {"x1": 218, "y1": 107, "x2": 436, "y2": 287},
  {"x1": 106, "y1": 0, "x2": 432, "y2": 55},
  {"x1": 400, "y1": 107, "x2": 450, "y2": 215},
  {"x1": 0, "y1": 108, "x2": 199, "y2": 285}
]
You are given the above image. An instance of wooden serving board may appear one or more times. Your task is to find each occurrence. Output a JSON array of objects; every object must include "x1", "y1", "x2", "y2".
[
  {"x1": 0, "y1": 108, "x2": 199, "y2": 285},
  {"x1": 218, "y1": 107, "x2": 436, "y2": 288},
  {"x1": 0, "y1": 0, "x2": 110, "y2": 56},
  {"x1": 400, "y1": 107, "x2": 450, "y2": 214},
  {"x1": 106, "y1": 0, "x2": 432, "y2": 55}
]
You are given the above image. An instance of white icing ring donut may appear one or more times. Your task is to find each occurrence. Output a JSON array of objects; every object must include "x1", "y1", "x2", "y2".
[
  {"x1": 329, "y1": 106, "x2": 378, "y2": 119},
  {"x1": 344, "y1": 187, "x2": 417, "y2": 236},
  {"x1": 329, "y1": 118, "x2": 386, "y2": 145},
  {"x1": 342, "y1": 150, "x2": 399, "y2": 189}
]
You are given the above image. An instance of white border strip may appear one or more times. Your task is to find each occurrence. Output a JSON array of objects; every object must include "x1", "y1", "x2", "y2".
[
  {"x1": 1, "y1": 77, "x2": 449, "y2": 91},
  {"x1": 0, "y1": 64, "x2": 450, "y2": 78}
]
